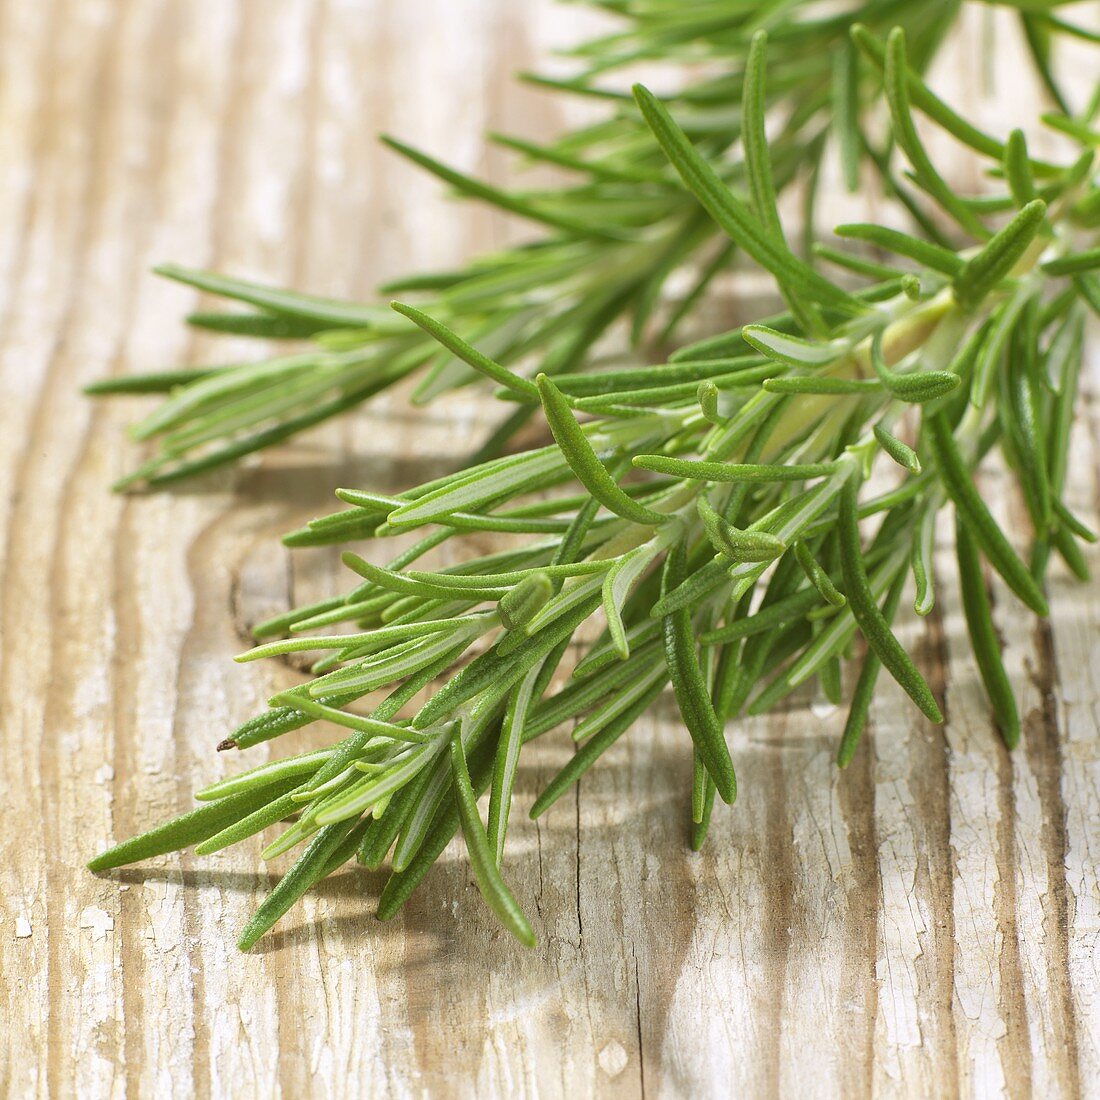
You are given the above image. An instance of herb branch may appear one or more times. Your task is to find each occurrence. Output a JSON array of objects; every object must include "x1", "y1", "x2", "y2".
[
  {"x1": 91, "y1": 23, "x2": 1099, "y2": 950},
  {"x1": 86, "y1": 0, "x2": 1086, "y2": 488}
]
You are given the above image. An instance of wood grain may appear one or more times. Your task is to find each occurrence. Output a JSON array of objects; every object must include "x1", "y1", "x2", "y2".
[{"x1": 0, "y1": 2, "x2": 1097, "y2": 1097}]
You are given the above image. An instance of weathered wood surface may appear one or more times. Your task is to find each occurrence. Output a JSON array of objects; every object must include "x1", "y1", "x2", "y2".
[{"x1": 0, "y1": 2, "x2": 1097, "y2": 1097}]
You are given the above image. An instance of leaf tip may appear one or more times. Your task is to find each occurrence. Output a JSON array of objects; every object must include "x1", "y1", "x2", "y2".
[{"x1": 236, "y1": 928, "x2": 263, "y2": 952}]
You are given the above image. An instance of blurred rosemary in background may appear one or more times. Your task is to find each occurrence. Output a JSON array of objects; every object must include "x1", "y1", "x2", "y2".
[
  {"x1": 88, "y1": 0, "x2": 1028, "y2": 487},
  {"x1": 91, "y1": 16, "x2": 1100, "y2": 950}
]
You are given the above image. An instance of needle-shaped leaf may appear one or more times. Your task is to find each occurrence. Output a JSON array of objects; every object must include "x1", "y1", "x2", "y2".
[
  {"x1": 1054, "y1": 500, "x2": 1097, "y2": 544},
  {"x1": 530, "y1": 674, "x2": 666, "y2": 820},
  {"x1": 195, "y1": 749, "x2": 334, "y2": 800},
  {"x1": 571, "y1": 619, "x2": 662, "y2": 683},
  {"x1": 487, "y1": 131, "x2": 672, "y2": 186},
  {"x1": 341, "y1": 553, "x2": 509, "y2": 602},
  {"x1": 314, "y1": 741, "x2": 444, "y2": 825},
  {"x1": 814, "y1": 243, "x2": 904, "y2": 281},
  {"x1": 401, "y1": 562, "x2": 608, "y2": 592},
  {"x1": 836, "y1": 572, "x2": 906, "y2": 767},
  {"x1": 661, "y1": 547, "x2": 737, "y2": 803},
  {"x1": 238, "y1": 818, "x2": 363, "y2": 950},
  {"x1": 1051, "y1": 525, "x2": 1091, "y2": 581},
  {"x1": 632, "y1": 84, "x2": 864, "y2": 316},
  {"x1": 874, "y1": 423, "x2": 921, "y2": 473},
  {"x1": 193, "y1": 788, "x2": 310, "y2": 857},
  {"x1": 1042, "y1": 248, "x2": 1100, "y2": 277},
  {"x1": 1003, "y1": 129, "x2": 1038, "y2": 206},
  {"x1": 414, "y1": 593, "x2": 599, "y2": 729},
  {"x1": 850, "y1": 24, "x2": 1055, "y2": 171},
  {"x1": 550, "y1": 356, "x2": 765, "y2": 397},
  {"x1": 690, "y1": 751, "x2": 717, "y2": 850},
  {"x1": 376, "y1": 741, "x2": 496, "y2": 919},
  {"x1": 239, "y1": 617, "x2": 470, "y2": 662},
  {"x1": 819, "y1": 655, "x2": 843, "y2": 706},
  {"x1": 355, "y1": 782, "x2": 419, "y2": 870},
  {"x1": 1020, "y1": 13, "x2": 1070, "y2": 118},
  {"x1": 699, "y1": 585, "x2": 828, "y2": 646},
  {"x1": 225, "y1": 685, "x2": 364, "y2": 751},
  {"x1": 88, "y1": 778, "x2": 302, "y2": 872},
  {"x1": 1077, "y1": 274, "x2": 1100, "y2": 318},
  {"x1": 602, "y1": 535, "x2": 670, "y2": 658},
  {"x1": 911, "y1": 508, "x2": 936, "y2": 617},
  {"x1": 529, "y1": 643, "x2": 661, "y2": 740},
  {"x1": 926, "y1": 413, "x2": 1048, "y2": 616},
  {"x1": 1001, "y1": 305, "x2": 1052, "y2": 532},
  {"x1": 486, "y1": 664, "x2": 543, "y2": 866},
  {"x1": 953, "y1": 200, "x2": 1046, "y2": 310},
  {"x1": 882, "y1": 30, "x2": 988, "y2": 238},
  {"x1": 742, "y1": 31, "x2": 783, "y2": 240},
  {"x1": 571, "y1": 661, "x2": 666, "y2": 743},
  {"x1": 971, "y1": 285, "x2": 1035, "y2": 406},
  {"x1": 311, "y1": 635, "x2": 474, "y2": 700},
  {"x1": 390, "y1": 302, "x2": 539, "y2": 400},
  {"x1": 634, "y1": 455, "x2": 837, "y2": 482},
  {"x1": 84, "y1": 367, "x2": 224, "y2": 396},
  {"x1": 698, "y1": 381, "x2": 723, "y2": 425},
  {"x1": 536, "y1": 374, "x2": 667, "y2": 526},
  {"x1": 153, "y1": 263, "x2": 388, "y2": 327},
  {"x1": 516, "y1": 573, "x2": 605, "y2": 641},
  {"x1": 742, "y1": 325, "x2": 849, "y2": 366},
  {"x1": 832, "y1": 37, "x2": 862, "y2": 193},
  {"x1": 648, "y1": 558, "x2": 733, "y2": 621},
  {"x1": 834, "y1": 223, "x2": 964, "y2": 276},
  {"x1": 184, "y1": 311, "x2": 329, "y2": 339},
  {"x1": 381, "y1": 134, "x2": 626, "y2": 241},
  {"x1": 499, "y1": 573, "x2": 554, "y2": 631},
  {"x1": 793, "y1": 540, "x2": 846, "y2": 607},
  {"x1": 763, "y1": 376, "x2": 883, "y2": 396},
  {"x1": 955, "y1": 515, "x2": 1021, "y2": 749},
  {"x1": 839, "y1": 478, "x2": 942, "y2": 723},
  {"x1": 1041, "y1": 112, "x2": 1100, "y2": 146},
  {"x1": 868, "y1": 330, "x2": 959, "y2": 403},
  {"x1": 386, "y1": 446, "x2": 569, "y2": 528},
  {"x1": 450, "y1": 727, "x2": 536, "y2": 947}
]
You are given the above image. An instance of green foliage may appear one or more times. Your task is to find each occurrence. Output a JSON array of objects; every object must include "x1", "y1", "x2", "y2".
[
  {"x1": 88, "y1": 13, "x2": 1100, "y2": 951},
  {"x1": 88, "y1": 0, "x2": 1051, "y2": 487}
]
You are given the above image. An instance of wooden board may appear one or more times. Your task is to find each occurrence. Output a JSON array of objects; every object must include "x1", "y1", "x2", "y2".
[{"x1": 0, "y1": 2, "x2": 1097, "y2": 1096}]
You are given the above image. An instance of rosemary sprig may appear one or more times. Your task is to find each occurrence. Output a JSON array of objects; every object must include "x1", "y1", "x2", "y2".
[
  {"x1": 91, "y1": 26, "x2": 1099, "y2": 950},
  {"x1": 86, "y1": 0, "x2": 1080, "y2": 488}
]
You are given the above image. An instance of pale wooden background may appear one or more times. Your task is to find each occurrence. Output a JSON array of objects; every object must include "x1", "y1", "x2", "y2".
[{"x1": 1, "y1": 2, "x2": 1098, "y2": 1097}]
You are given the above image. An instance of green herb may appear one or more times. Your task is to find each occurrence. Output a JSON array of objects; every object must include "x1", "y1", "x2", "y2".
[
  {"x1": 85, "y1": 0, "x2": 1073, "y2": 488},
  {"x1": 90, "y1": 22, "x2": 1098, "y2": 951}
]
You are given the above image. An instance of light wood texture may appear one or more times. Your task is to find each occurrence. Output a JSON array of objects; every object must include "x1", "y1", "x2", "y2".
[{"x1": 0, "y1": 2, "x2": 1097, "y2": 1097}]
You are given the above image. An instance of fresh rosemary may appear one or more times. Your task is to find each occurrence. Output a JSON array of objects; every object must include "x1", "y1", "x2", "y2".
[
  {"x1": 90, "y1": 25, "x2": 1100, "y2": 950},
  {"x1": 85, "y1": 0, "x2": 1078, "y2": 487}
]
